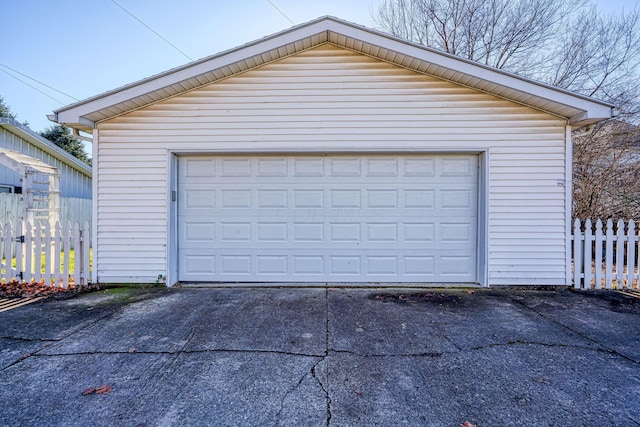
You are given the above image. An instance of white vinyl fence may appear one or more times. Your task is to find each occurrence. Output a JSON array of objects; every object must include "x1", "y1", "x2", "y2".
[
  {"x1": 573, "y1": 219, "x2": 639, "y2": 290},
  {"x1": 0, "y1": 221, "x2": 91, "y2": 287},
  {"x1": 0, "y1": 193, "x2": 91, "y2": 226}
]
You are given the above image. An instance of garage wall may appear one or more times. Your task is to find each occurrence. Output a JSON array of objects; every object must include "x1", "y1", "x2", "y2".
[{"x1": 96, "y1": 43, "x2": 567, "y2": 285}]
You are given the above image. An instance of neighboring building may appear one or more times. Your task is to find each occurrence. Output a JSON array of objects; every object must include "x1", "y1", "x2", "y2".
[
  {"x1": 0, "y1": 118, "x2": 91, "y2": 198},
  {"x1": 52, "y1": 17, "x2": 614, "y2": 286}
]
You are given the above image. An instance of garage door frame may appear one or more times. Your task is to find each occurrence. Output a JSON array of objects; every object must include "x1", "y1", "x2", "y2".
[{"x1": 166, "y1": 148, "x2": 488, "y2": 287}]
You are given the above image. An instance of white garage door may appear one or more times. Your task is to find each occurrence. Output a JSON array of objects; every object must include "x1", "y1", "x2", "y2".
[{"x1": 177, "y1": 154, "x2": 478, "y2": 283}]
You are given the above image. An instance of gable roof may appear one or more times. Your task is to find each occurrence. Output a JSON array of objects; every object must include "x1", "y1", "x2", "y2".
[
  {"x1": 52, "y1": 16, "x2": 614, "y2": 132},
  {"x1": 0, "y1": 118, "x2": 91, "y2": 177}
]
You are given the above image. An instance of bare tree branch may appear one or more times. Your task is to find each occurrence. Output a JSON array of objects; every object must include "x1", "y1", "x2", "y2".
[{"x1": 375, "y1": 0, "x2": 640, "y2": 220}]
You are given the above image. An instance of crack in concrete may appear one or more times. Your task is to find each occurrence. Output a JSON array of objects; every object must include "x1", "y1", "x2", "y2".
[
  {"x1": 628, "y1": 416, "x2": 640, "y2": 426},
  {"x1": 0, "y1": 336, "x2": 59, "y2": 342},
  {"x1": 311, "y1": 358, "x2": 331, "y2": 427},
  {"x1": 510, "y1": 298, "x2": 640, "y2": 365},
  {"x1": 132, "y1": 329, "x2": 197, "y2": 413},
  {"x1": 467, "y1": 339, "x2": 619, "y2": 353},
  {"x1": 330, "y1": 349, "x2": 445, "y2": 358},
  {"x1": 323, "y1": 286, "x2": 332, "y2": 426},
  {"x1": 1, "y1": 294, "x2": 162, "y2": 372},
  {"x1": 0, "y1": 310, "x2": 118, "y2": 372},
  {"x1": 274, "y1": 356, "x2": 325, "y2": 424},
  {"x1": 328, "y1": 341, "x2": 618, "y2": 358},
  {"x1": 28, "y1": 348, "x2": 324, "y2": 358},
  {"x1": 438, "y1": 331, "x2": 463, "y2": 352}
]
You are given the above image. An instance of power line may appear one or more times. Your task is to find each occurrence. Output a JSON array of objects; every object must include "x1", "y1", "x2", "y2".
[
  {"x1": 266, "y1": 0, "x2": 295, "y2": 25},
  {"x1": 111, "y1": 0, "x2": 193, "y2": 61},
  {"x1": 0, "y1": 67, "x2": 65, "y2": 104},
  {"x1": 0, "y1": 64, "x2": 79, "y2": 101}
]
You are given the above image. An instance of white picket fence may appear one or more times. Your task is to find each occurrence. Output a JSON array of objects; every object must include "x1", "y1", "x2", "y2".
[
  {"x1": 0, "y1": 221, "x2": 91, "y2": 287},
  {"x1": 0, "y1": 193, "x2": 92, "y2": 226},
  {"x1": 573, "y1": 219, "x2": 639, "y2": 290},
  {"x1": 0, "y1": 217, "x2": 635, "y2": 289}
]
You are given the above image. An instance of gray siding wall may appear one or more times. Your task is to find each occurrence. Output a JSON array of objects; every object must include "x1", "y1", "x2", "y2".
[
  {"x1": 95, "y1": 44, "x2": 568, "y2": 285},
  {"x1": 0, "y1": 127, "x2": 92, "y2": 198}
]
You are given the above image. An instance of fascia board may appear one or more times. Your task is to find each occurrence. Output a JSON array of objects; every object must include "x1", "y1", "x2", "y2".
[
  {"x1": 53, "y1": 16, "x2": 613, "y2": 126},
  {"x1": 53, "y1": 19, "x2": 335, "y2": 124},
  {"x1": 332, "y1": 22, "x2": 614, "y2": 121}
]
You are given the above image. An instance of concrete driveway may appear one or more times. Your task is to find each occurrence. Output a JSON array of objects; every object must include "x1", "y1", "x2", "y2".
[{"x1": 0, "y1": 286, "x2": 639, "y2": 426}]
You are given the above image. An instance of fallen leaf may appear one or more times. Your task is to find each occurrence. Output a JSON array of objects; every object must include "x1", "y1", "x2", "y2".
[
  {"x1": 95, "y1": 385, "x2": 113, "y2": 394},
  {"x1": 460, "y1": 422, "x2": 476, "y2": 427},
  {"x1": 465, "y1": 290, "x2": 474, "y2": 294},
  {"x1": 129, "y1": 347, "x2": 137, "y2": 353},
  {"x1": 82, "y1": 387, "x2": 96, "y2": 396},
  {"x1": 82, "y1": 385, "x2": 112, "y2": 395},
  {"x1": 0, "y1": 278, "x2": 86, "y2": 299}
]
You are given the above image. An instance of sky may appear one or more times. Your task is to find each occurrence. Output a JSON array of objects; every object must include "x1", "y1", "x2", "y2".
[{"x1": 0, "y1": 0, "x2": 637, "y2": 137}]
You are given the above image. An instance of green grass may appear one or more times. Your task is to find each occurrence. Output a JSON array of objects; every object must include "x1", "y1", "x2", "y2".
[{"x1": 1, "y1": 248, "x2": 93, "y2": 275}]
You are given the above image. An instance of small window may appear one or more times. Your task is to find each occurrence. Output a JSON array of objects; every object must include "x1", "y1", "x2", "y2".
[{"x1": 0, "y1": 185, "x2": 14, "y2": 193}]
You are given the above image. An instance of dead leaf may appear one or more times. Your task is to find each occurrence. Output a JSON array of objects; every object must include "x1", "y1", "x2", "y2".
[
  {"x1": 0, "y1": 278, "x2": 81, "y2": 299},
  {"x1": 465, "y1": 290, "x2": 474, "y2": 294},
  {"x1": 82, "y1": 385, "x2": 112, "y2": 395},
  {"x1": 460, "y1": 422, "x2": 476, "y2": 427},
  {"x1": 129, "y1": 347, "x2": 137, "y2": 353},
  {"x1": 95, "y1": 385, "x2": 113, "y2": 394}
]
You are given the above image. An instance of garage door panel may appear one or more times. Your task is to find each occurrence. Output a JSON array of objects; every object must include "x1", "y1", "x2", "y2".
[
  {"x1": 178, "y1": 251, "x2": 476, "y2": 282},
  {"x1": 182, "y1": 186, "x2": 476, "y2": 211},
  {"x1": 179, "y1": 220, "x2": 475, "y2": 249},
  {"x1": 178, "y1": 154, "x2": 478, "y2": 283}
]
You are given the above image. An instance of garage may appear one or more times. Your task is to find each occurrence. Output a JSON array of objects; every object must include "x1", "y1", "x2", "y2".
[
  {"x1": 177, "y1": 153, "x2": 478, "y2": 283},
  {"x1": 51, "y1": 16, "x2": 614, "y2": 286}
]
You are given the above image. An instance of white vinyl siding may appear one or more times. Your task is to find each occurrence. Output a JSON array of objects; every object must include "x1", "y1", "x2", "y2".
[{"x1": 96, "y1": 44, "x2": 566, "y2": 285}]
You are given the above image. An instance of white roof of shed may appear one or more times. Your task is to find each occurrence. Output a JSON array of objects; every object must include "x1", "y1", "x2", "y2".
[
  {"x1": 52, "y1": 16, "x2": 614, "y2": 132},
  {"x1": 0, "y1": 148, "x2": 59, "y2": 176}
]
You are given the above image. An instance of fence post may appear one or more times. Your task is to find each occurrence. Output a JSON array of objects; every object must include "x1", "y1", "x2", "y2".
[
  {"x1": 73, "y1": 222, "x2": 81, "y2": 286},
  {"x1": 43, "y1": 224, "x2": 52, "y2": 286},
  {"x1": 583, "y1": 219, "x2": 593, "y2": 289},
  {"x1": 594, "y1": 219, "x2": 603, "y2": 289},
  {"x1": 616, "y1": 220, "x2": 625, "y2": 289},
  {"x1": 627, "y1": 220, "x2": 636, "y2": 290},
  {"x1": 0, "y1": 222, "x2": 7, "y2": 283},
  {"x1": 82, "y1": 222, "x2": 90, "y2": 286},
  {"x1": 605, "y1": 220, "x2": 614, "y2": 289},
  {"x1": 54, "y1": 222, "x2": 62, "y2": 287},
  {"x1": 573, "y1": 219, "x2": 582, "y2": 288},
  {"x1": 63, "y1": 221, "x2": 71, "y2": 286},
  {"x1": 24, "y1": 222, "x2": 33, "y2": 283}
]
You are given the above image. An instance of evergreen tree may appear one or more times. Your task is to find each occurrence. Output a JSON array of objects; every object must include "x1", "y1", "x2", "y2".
[
  {"x1": 0, "y1": 95, "x2": 17, "y2": 119},
  {"x1": 40, "y1": 124, "x2": 91, "y2": 165}
]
